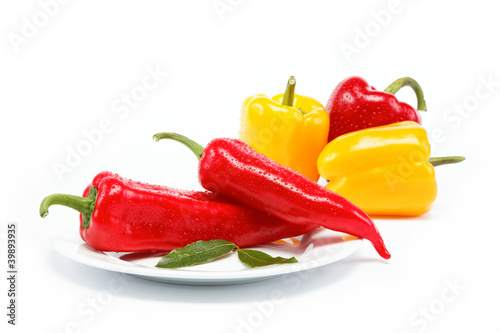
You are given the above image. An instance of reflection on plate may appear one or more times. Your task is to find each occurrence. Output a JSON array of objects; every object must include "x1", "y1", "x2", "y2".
[{"x1": 49, "y1": 228, "x2": 362, "y2": 286}]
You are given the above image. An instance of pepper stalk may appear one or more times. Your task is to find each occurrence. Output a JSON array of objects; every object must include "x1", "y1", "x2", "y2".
[
  {"x1": 282, "y1": 76, "x2": 296, "y2": 107},
  {"x1": 428, "y1": 156, "x2": 465, "y2": 167},
  {"x1": 281, "y1": 76, "x2": 305, "y2": 115},
  {"x1": 39, "y1": 187, "x2": 97, "y2": 228},
  {"x1": 384, "y1": 77, "x2": 427, "y2": 112}
]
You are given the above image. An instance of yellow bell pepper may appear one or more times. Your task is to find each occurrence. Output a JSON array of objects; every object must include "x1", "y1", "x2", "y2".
[
  {"x1": 239, "y1": 77, "x2": 329, "y2": 182},
  {"x1": 317, "y1": 121, "x2": 464, "y2": 216}
]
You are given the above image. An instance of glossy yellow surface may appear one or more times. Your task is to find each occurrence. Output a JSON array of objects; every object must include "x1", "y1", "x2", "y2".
[
  {"x1": 318, "y1": 121, "x2": 437, "y2": 216},
  {"x1": 240, "y1": 93, "x2": 329, "y2": 182}
]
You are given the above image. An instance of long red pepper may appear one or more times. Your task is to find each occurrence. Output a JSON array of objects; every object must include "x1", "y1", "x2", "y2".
[
  {"x1": 154, "y1": 133, "x2": 391, "y2": 259},
  {"x1": 39, "y1": 171, "x2": 317, "y2": 252}
]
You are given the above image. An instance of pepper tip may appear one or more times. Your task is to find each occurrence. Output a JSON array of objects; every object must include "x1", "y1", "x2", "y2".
[
  {"x1": 40, "y1": 209, "x2": 48, "y2": 218},
  {"x1": 373, "y1": 241, "x2": 391, "y2": 259}
]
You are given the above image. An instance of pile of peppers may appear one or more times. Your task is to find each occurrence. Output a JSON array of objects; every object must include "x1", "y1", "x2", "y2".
[
  {"x1": 40, "y1": 74, "x2": 464, "y2": 262},
  {"x1": 240, "y1": 76, "x2": 464, "y2": 216}
]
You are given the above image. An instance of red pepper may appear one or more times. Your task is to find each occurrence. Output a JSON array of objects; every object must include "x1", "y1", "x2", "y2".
[
  {"x1": 325, "y1": 76, "x2": 427, "y2": 141},
  {"x1": 154, "y1": 133, "x2": 391, "y2": 259},
  {"x1": 39, "y1": 171, "x2": 317, "y2": 252}
]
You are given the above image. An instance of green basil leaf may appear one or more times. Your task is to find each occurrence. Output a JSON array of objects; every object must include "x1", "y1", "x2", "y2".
[
  {"x1": 236, "y1": 249, "x2": 298, "y2": 268},
  {"x1": 156, "y1": 240, "x2": 236, "y2": 269}
]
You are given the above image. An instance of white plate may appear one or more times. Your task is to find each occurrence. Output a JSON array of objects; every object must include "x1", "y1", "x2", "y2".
[{"x1": 49, "y1": 228, "x2": 362, "y2": 286}]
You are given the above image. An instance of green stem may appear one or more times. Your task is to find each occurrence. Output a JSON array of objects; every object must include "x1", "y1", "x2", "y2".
[
  {"x1": 384, "y1": 77, "x2": 427, "y2": 111},
  {"x1": 153, "y1": 132, "x2": 205, "y2": 161},
  {"x1": 39, "y1": 187, "x2": 97, "y2": 228},
  {"x1": 282, "y1": 76, "x2": 296, "y2": 107},
  {"x1": 428, "y1": 156, "x2": 465, "y2": 167}
]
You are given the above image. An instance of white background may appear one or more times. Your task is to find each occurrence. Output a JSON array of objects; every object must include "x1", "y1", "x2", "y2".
[{"x1": 1, "y1": 1, "x2": 500, "y2": 332}]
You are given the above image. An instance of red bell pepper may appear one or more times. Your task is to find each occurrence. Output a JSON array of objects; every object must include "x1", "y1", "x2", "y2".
[
  {"x1": 154, "y1": 133, "x2": 391, "y2": 259},
  {"x1": 325, "y1": 76, "x2": 427, "y2": 141},
  {"x1": 39, "y1": 171, "x2": 317, "y2": 252}
]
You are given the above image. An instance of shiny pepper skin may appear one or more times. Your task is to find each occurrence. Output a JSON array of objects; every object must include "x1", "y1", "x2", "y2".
[
  {"x1": 318, "y1": 121, "x2": 437, "y2": 216},
  {"x1": 240, "y1": 85, "x2": 329, "y2": 182},
  {"x1": 196, "y1": 137, "x2": 391, "y2": 259},
  {"x1": 325, "y1": 76, "x2": 423, "y2": 141},
  {"x1": 41, "y1": 171, "x2": 317, "y2": 252}
]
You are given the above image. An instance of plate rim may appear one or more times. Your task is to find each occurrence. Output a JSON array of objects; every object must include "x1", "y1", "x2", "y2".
[{"x1": 49, "y1": 229, "x2": 363, "y2": 285}]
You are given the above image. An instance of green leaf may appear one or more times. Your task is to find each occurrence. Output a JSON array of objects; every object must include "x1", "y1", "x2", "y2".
[
  {"x1": 156, "y1": 240, "x2": 236, "y2": 269},
  {"x1": 236, "y1": 249, "x2": 298, "y2": 268}
]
